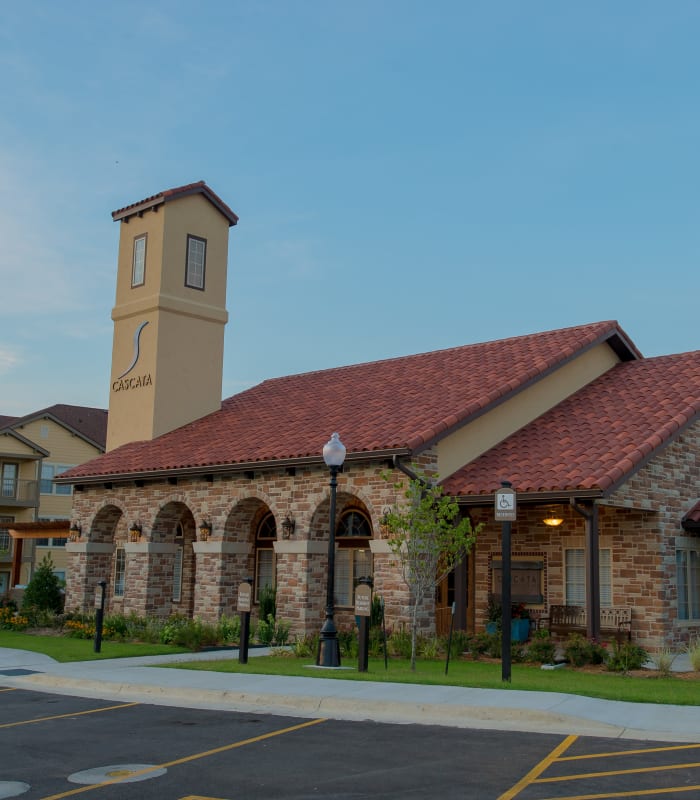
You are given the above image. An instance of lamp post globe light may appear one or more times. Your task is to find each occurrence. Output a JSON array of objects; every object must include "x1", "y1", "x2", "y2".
[{"x1": 317, "y1": 431, "x2": 346, "y2": 667}]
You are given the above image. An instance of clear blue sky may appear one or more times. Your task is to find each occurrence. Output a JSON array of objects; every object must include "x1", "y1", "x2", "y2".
[{"x1": 1, "y1": 2, "x2": 698, "y2": 416}]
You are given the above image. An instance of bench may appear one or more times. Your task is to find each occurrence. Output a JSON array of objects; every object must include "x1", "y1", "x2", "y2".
[{"x1": 539, "y1": 605, "x2": 631, "y2": 642}]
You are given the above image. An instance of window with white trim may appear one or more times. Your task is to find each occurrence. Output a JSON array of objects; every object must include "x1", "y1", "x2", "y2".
[
  {"x1": 114, "y1": 547, "x2": 126, "y2": 597},
  {"x1": 132, "y1": 235, "x2": 147, "y2": 286},
  {"x1": 40, "y1": 464, "x2": 74, "y2": 495},
  {"x1": 255, "y1": 513, "x2": 276, "y2": 601},
  {"x1": 677, "y1": 546, "x2": 700, "y2": 621},
  {"x1": 185, "y1": 235, "x2": 206, "y2": 290},
  {"x1": 335, "y1": 510, "x2": 373, "y2": 607},
  {"x1": 172, "y1": 546, "x2": 183, "y2": 602},
  {"x1": 0, "y1": 516, "x2": 13, "y2": 554},
  {"x1": 565, "y1": 548, "x2": 611, "y2": 606}
]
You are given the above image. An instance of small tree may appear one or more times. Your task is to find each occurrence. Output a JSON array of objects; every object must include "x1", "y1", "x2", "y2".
[
  {"x1": 22, "y1": 554, "x2": 64, "y2": 614},
  {"x1": 383, "y1": 473, "x2": 481, "y2": 670}
]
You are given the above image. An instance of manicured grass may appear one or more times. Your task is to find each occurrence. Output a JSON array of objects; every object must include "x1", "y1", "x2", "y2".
[
  {"x1": 0, "y1": 630, "x2": 189, "y2": 662},
  {"x1": 167, "y1": 654, "x2": 700, "y2": 706}
]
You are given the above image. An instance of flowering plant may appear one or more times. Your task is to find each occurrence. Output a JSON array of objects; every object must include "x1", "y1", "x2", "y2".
[{"x1": 511, "y1": 602, "x2": 530, "y2": 619}]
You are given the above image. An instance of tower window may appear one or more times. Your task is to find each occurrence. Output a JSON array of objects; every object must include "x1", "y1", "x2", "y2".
[
  {"x1": 132, "y1": 235, "x2": 147, "y2": 287},
  {"x1": 185, "y1": 235, "x2": 207, "y2": 290}
]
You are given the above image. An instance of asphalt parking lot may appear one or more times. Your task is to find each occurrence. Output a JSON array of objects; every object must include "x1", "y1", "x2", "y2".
[{"x1": 3, "y1": 686, "x2": 700, "y2": 800}]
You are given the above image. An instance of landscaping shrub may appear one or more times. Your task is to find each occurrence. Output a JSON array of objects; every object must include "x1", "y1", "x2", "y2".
[
  {"x1": 606, "y1": 640, "x2": 648, "y2": 672},
  {"x1": 563, "y1": 633, "x2": 596, "y2": 667},
  {"x1": 258, "y1": 585, "x2": 276, "y2": 621},
  {"x1": 526, "y1": 629, "x2": 557, "y2": 664},
  {"x1": 22, "y1": 555, "x2": 64, "y2": 615},
  {"x1": 216, "y1": 613, "x2": 240, "y2": 644},
  {"x1": 388, "y1": 627, "x2": 412, "y2": 658},
  {"x1": 686, "y1": 638, "x2": 700, "y2": 672},
  {"x1": 256, "y1": 614, "x2": 290, "y2": 646}
]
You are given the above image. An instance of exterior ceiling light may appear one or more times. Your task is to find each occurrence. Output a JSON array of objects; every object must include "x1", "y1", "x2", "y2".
[{"x1": 542, "y1": 513, "x2": 564, "y2": 527}]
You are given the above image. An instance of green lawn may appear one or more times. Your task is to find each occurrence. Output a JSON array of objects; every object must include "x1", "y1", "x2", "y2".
[
  {"x1": 167, "y1": 654, "x2": 700, "y2": 706},
  {"x1": 0, "y1": 630, "x2": 189, "y2": 662},
  {"x1": 2, "y1": 630, "x2": 698, "y2": 707}
]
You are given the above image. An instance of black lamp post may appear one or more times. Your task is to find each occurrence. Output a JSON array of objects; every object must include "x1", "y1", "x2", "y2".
[{"x1": 317, "y1": 431, "x2": 346, "y2": 667}]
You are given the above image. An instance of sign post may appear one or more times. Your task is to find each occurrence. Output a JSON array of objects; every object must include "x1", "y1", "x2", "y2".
[
  {"x1": 93, "y1": 580, "x2": 107, "y2": 654},
  {"x1": 495, "y1": 482, "x2": 516, "y2": 682},
  {"x1": 237, "y1": 578, "x2": 253, "y2": 664},
  {"x1": 355, "y1": 577, "x2": 373, "y2": 672}
]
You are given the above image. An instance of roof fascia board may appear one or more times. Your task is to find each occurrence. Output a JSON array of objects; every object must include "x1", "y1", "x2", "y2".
[
  {"x1": 413, "y1": 325, "x2": 638, "y2": 455},
  {"x1": 55, "y1": 447, "x2": 412, "y2": 486},
  {"x1": 455, "y1": 489, "x2": 603, "y2": 507},
  {"x1": 15, "y1": 412, "x2": 105, "y2": 452},
  {"x1": 0, "y1": 429, "x2": 50, "y2": 458}
]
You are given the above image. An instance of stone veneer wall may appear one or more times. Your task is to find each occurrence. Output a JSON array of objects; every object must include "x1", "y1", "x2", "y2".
[{"x1": 65, "y1": 455, "x2": 441, "y2": 638}]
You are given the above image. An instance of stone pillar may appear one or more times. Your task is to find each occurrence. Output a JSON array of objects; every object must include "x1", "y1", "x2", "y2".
[
  {"x1": 274, "y1": 540, "x2": 327, "y2": 637},
  {"x1": 64, "y1": 542, "x2": 114, "y2": 613},
  {"x1": 193, "y1": 540, "x2": 251, "y2": 621}
]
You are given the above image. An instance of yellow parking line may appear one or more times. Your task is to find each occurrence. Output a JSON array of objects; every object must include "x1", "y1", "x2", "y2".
[
  {"x1": 536, "y1": 759, "x2": 700, "y2": 783},
  {"x1": 558, "y1": 742, "x2": 700, "y2": 761},
  {"x1": 40, "y1": 717, "x2": 328, "y2": 800},
  {"x1": 0, "y1": 687, "x2": 17, "y2": 693},
  {"x1": 537, "y1": 783, "x2": 700, "y2": 799},
  {"x1": 497, "y1": 734, "x2": 578, "y2": 800},
  {"x1": 0, "y1": 702, "x2": 139, "y2": 728}
]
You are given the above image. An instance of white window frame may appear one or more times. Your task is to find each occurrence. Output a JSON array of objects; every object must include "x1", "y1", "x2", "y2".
[
  {"x1": 132, "y1": 234, "x2": 147, "y2": 287},
  {"x1": 172, "y1": 545, "x2": 183, "y2": 602},
  {"x1": 335, "y1": 547, "x2": 372, "y2": 607},
  {"x1": 40, "y1": 464, "x2": 75, "y2": 495},
  {"x1": 185, "y1": 235, "x2": 206, "y2": 290},
  {"x1": 565, "y1": 548, "x2": 612, "y2": 606},
  {"x1": 0, "y1": 516, "x2": 13, "y2": 554},
  {"x1": 114, "y1": 547, "x2": 126, "y2": 597},
  {"x1": 255, "y1": 548, "x2": 275, "y2": 602},
  {"x1": 676, "y1": 545, "x2": 700, "y2": 621}
]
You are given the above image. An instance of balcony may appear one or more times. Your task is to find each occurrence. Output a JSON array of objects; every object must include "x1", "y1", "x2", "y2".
[{"x1": 1, "y1": 478, "x2": 39, "y2": 508}]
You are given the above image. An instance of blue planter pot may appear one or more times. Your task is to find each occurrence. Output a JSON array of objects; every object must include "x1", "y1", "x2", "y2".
[
  {"x1": 485, "y1": 621, "x2": 498, "y2": 635},
  {"x1": 511, "y1": 618, "x2": 530, "y2": 642}
]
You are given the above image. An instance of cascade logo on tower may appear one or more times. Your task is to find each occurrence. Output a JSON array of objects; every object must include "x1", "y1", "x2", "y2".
[{"x1": 112, "y1": 320, "x2": 153, "y2": 392}]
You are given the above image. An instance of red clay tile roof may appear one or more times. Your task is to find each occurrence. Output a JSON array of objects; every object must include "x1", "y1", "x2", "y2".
[
  {"x1": 60, "y1": 321, "x2": 636, "y2": 482},
  {"x1": 112, "y1": 181, "x2": 238, "y2": 226},
  {"x1": 6, "y1": 405, "x2": 107, "y2": 449},
  {"x1": 443, "y1": 350, "x2": 700, "y2": 500}
]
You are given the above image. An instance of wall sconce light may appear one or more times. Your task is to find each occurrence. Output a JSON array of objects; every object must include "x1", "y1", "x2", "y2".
[
  {"x1": 281, "y1": 515, "x2": 295, "y2": 539},
  {"x1": 129, "y1": 522, "x2": 142, "y2": 542},
  {"x1": 69, "y1": 521, "x2": 81, "y2": 542},
  {"x1": 379, "y1": 508, "x2": 391, "y2": 537},
  {"x1": 542, "y1": 511, "x2": 564, "y2": 527},
  {"x1": 199, "y1": 520, "x2": 212, "y2": 541}
]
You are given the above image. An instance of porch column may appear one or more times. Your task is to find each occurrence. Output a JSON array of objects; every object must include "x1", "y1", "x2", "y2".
[
  {"x1": 192, "y1": 540, "x2": 250, "y2": 621},
  {"x1": 572, "y1": 500, "x2": 600, "y2": 640}
]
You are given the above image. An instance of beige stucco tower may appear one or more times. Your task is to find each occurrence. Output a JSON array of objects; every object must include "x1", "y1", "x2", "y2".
[{"x1": 107, "y1": 181, "x2": 238, "y2": 451}]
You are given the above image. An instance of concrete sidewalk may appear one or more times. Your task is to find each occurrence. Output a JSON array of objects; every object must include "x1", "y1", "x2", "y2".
[{"x1": 1, "y1": 646, "x2": 698, "y2": 743}]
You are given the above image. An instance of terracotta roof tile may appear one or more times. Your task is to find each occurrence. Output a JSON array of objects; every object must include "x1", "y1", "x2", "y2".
[
  {"x1": 443, "y1": 350, "x2": 700, "y2": 498},
  {"x1": 112, "y1": 181, "x2": 238, "y2": 227},
  {"x1": 61, "y1": 321, "x2": 631, "y2": 481}
]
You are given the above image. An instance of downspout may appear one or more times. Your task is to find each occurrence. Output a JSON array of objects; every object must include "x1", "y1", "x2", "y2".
[
  {"x1": 570, "y1": 499, "x2": 600, "y2": 641},
  {"x1": 392, "y1": 456, "x2": 425, "y2": 486}
]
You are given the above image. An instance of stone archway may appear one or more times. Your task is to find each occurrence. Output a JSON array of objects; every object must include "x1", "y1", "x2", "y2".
[{"x1": 146, "y1": 502, "x2": 197, "y2": 617}]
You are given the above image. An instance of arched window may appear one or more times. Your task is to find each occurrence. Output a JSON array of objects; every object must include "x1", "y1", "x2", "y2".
[
  {"x1": 255, "y1": 512, "x2": 276, "y2": 601},
  {"x1": 335, "y1": 510, "x2": 372, "y2": 607}
]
